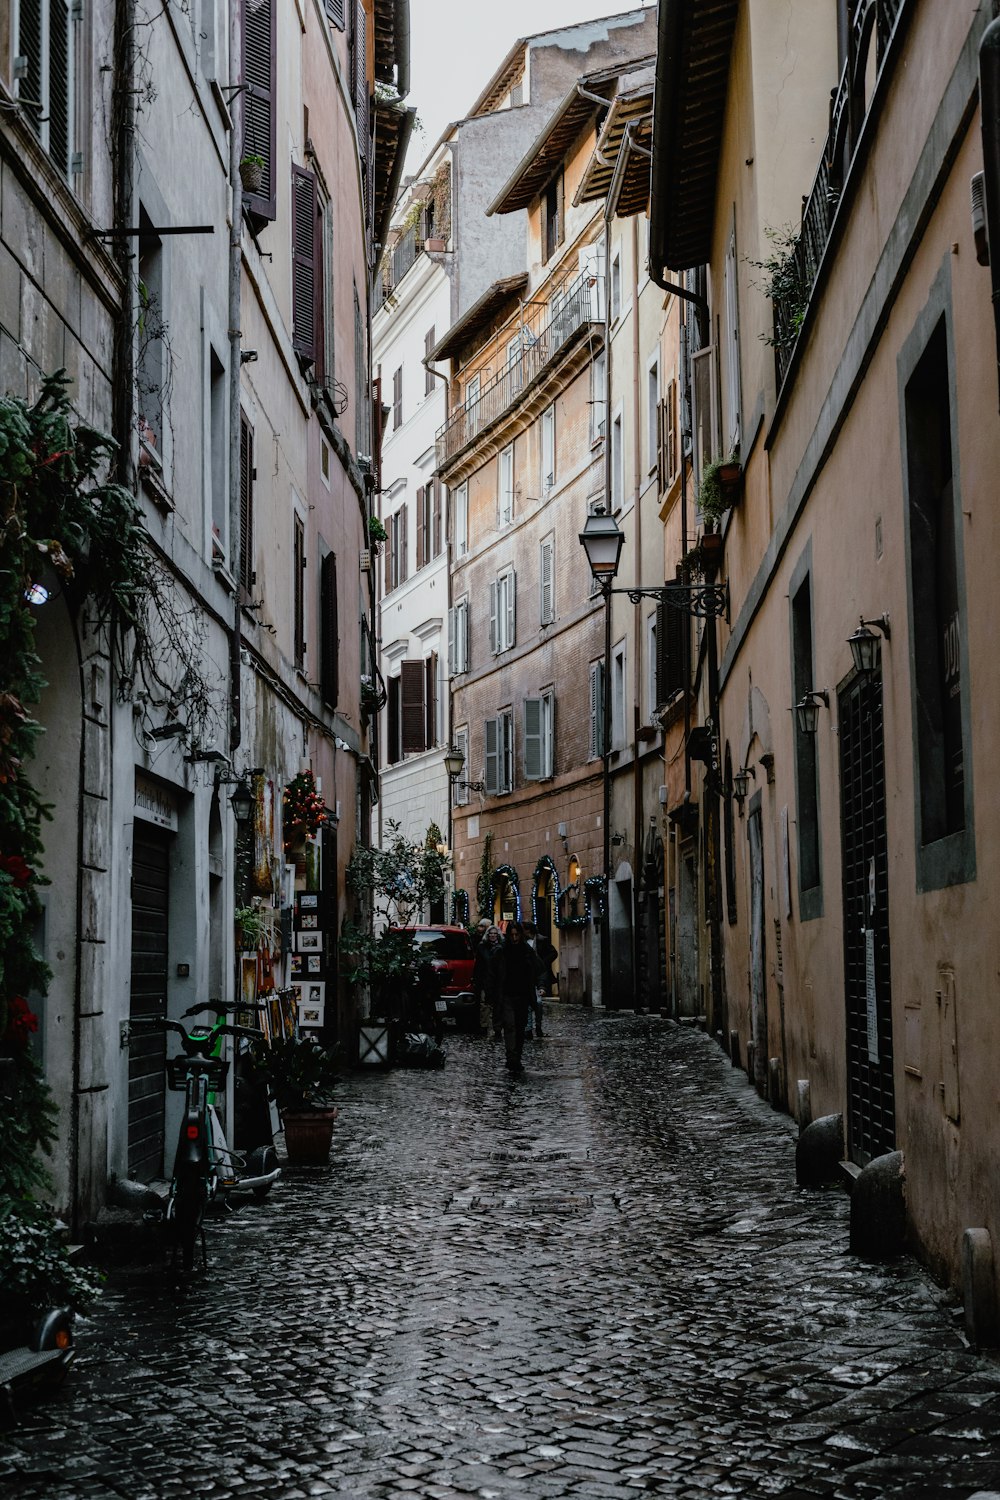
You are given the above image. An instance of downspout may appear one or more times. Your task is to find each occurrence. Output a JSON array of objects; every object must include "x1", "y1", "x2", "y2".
[
  {"x1": 393, "y1": 0, "x2": 411, "y2": 98},
  {"x1": 423, "y1": 353, "x2": 452, "y2": 890},
  {"x1": 629, "y1": 211, "x2": 643, "y2": 1001},
  {"x1": 979, "y1": 18, "x2": 1000, "y2": 411},
  {"x1": 228, "y1": 0, "x2": 244, "y2": 755}
]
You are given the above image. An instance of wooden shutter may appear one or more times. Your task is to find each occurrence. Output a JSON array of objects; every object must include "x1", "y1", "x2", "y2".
[
  {"x1": 353, "y1": 1, "x2": 368, "y2": 144},
  {"x1": 326, "y1": 0, "x2": 346, "y2": 29},
  {"x1": 242, "y1": 0, "x2": 277, "y2": 222},
  {"x1": 315, "y1": 193, "x2": 326, "y2": 381},
  {"x1": 293, "y1": 515, "x2": 306, "y2": 668},
  {"x1": 400, "y1": 501, "x2": 408, "y2": 582},
  {"x1": 457, "y1": 600, "x2": 468, "y2": 672},
  {"x1": 239, "y1": 415, "x2": 254, "y2": 595},
  {"x1": 656, "y1": 588, "x2": 686, "y2": 703},
  {"x1": 400, "y1": 659, "x2": 426, "y2": 753},
  {"x1": 524, "y1": 699, "x2": 542, "y2": 780},
  {"x1": 48, "y1": 0, "x2": 71, "y2": 176},
  {"x1": 292, "y1": 167, "x2": 317, "y2": 363},
  {"x1": 555, "y1": 171, "x2": 565, "y2": 247},
  {"x1": 447, "y1": 607, "x2": 456, "y2": 674},
  {"x1": 425, "y1": 328, "x2": 436, "y2": 394},
  {"x1": 506, "y1": 570, "x2": 516, "y2": 649},
  {"x1": 17, "y1": 0, "x2": 42, "y2": 140},
  {"x1": 320, "y1": 552, "x2": 339, "y2": 708},
  {"x1": 489, "y1": 580, "x2": 498, "y2": 654},
  {"x1": 387, "y1": 677, "x2": 400, "y2": 763},
  {"x1": 383, "y1": 511, "x2": 392, "y2": 592},
  {"x1": 540, "y1": 539, "x2": 554, "y2": 624},
  {"x1": 432, "y1": 483, "x2": 442, "y2": 558},
  {"x1": 485, "y1": 718, "x2": 499, "y2": 795},
  {"x1": 425, "y1": 654, "x2": 437, "y2": 750},
  {"x1": 392, "y1": 367, "x2": 402, "y2": 427},
  {"x1": 589, "y1": 661, "x2": 605, "y2": 759},
  {"x1": 416, "y1": 486, "x2": 426, "y2": 569}
]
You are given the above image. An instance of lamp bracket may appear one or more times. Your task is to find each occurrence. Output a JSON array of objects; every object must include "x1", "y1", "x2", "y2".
[
  {"x1": 859, "y1": 613, "x2": 891, "y2": 640},
  {"x1": 604, "y1": 581, "x2": 729, "y2": 620}
]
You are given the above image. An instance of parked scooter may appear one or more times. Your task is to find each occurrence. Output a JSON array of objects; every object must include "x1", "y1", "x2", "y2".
[{"x1": 0, "y1": 1304, "x2": 74, "y2": 1421}]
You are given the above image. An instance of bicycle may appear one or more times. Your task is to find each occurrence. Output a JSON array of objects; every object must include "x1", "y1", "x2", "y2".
[{"x1": 130, "y1": 1005, "x2": 279, "y2": 1270}]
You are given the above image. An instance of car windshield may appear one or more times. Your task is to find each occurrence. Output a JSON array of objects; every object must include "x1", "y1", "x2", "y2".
[{"x1": 410, "y1": 930, "x2": 472, "y2": 960}]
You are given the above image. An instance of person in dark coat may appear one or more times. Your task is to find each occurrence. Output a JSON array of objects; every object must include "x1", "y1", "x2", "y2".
[
  {"x1": 472, "y1": 924, "x2": 504, "y2": 1036},
  {"x1": 498, "y1": 921, "x2": 543, "y2": 1075}
]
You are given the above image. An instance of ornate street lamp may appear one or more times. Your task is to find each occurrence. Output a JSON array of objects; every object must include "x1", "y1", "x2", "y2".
[
  {"x1": 847, "y1": 614, "x2": 891, "y2": 679},
  {"x1": 795, "y1": 689, "x2": 830, "y2": 736}
]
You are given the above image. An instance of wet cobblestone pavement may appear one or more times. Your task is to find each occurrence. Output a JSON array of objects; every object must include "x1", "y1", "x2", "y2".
[{"x1": 4, "y1": 1009, "x2": 1000, "y2": 1499}]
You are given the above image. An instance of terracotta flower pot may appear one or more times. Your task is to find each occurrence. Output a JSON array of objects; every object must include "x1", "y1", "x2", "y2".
[{"x1": 281, "y1": 1107, "x2": 337, "y2": 1166}]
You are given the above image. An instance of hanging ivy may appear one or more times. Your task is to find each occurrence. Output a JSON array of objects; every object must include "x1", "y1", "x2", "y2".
[
  {"x1": 0, "y1": 370, "x2": 144, "y2": 1311},
  {"x1": 476, "y1": 830, "x2": 494, "y2": 920}
]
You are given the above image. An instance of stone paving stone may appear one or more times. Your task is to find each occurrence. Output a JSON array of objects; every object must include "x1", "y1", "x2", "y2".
[{"x1": 2, "y1": 1012, "x2": 1000, "y2": 1499}]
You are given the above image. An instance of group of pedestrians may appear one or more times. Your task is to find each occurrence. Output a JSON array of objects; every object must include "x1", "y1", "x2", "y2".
[{"x1": 471, "y1": 920, "x2": 557, "y2": 1076}]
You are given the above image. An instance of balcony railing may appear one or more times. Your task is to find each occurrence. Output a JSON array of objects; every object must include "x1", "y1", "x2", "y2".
[
  {"x1": 436, "y1": 267, "x2": 602, "y2": 466},
  {"x1": 772, "y1": 0, "x2": 906, "y2": 387},
  {"x1": 375, "y1": 227, "x2": 424, "y2": 310}
]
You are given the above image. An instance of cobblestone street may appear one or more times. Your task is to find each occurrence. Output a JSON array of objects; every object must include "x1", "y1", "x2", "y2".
[{"x1": 4, "y1": 1009, "x2": 1000, "y2": 1499}]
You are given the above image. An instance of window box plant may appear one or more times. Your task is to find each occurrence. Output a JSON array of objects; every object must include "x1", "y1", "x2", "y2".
[{"x1": 696, "y1": 455, "x2": 743, "y2": 528}]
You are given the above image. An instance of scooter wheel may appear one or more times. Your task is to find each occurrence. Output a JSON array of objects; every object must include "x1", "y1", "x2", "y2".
[{"x1": 245, "y1": 1146, "x2": 279, "y2": 1201}]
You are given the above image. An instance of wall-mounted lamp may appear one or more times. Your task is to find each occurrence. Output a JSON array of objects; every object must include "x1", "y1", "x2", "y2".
[
  {"x1": 847, "y1": 614, "x2": 891, "y2": 679},
  {"x1": 228, "y1": 778, "x2": 255, "y2": 831},
  {"x1": 732, "y1": 763, "x2": 757, "y2": 805},
  {"x1": 444, "y1": 744, "x2": 484, "y2": 795},
  {"x1": 795, "y1": 689, "x2": 830, "y2": 735}
]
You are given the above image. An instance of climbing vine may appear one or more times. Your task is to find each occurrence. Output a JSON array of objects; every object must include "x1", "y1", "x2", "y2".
[{"x1": 476, "y1": 831, "x2": 494, "y2": 920}]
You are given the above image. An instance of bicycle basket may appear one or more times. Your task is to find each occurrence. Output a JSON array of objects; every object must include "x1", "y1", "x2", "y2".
[{"x1": 167, "y1": 1055, "x2": 229, "y2": 1091}]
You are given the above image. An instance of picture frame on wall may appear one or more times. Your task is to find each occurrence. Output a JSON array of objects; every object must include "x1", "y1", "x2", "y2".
[
  {"x1": 298, "y1": 913, "x2": 319, "y2": 930},
  {"x1": 289, "y1": 952, "x2": 303, "y2": 978},
  {"x1": 296, "y1": 931, "x2": 322, "y2": 953},
  {"x1": 307, "y1": 954, "x2": 322, "y2": 974},
  {"x1": 298, "y1": 893, "x2": 319, "y2": 912},
  {"x1": 297, "y1": 1000, "x2": 325, "y2": 1028}
]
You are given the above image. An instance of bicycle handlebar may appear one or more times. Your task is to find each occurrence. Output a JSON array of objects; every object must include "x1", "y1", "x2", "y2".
[{"x1": 181, "y1": 1001, "x2": 268, "y2": 1019}]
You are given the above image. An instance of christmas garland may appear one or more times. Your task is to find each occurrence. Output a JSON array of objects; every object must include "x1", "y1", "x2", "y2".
[
  {"x1": 282, "y1": 769, "x2": 328, "y2": 849},
  {"x1": 530, "y1": 854, "x2": 606, "y2": 930}
]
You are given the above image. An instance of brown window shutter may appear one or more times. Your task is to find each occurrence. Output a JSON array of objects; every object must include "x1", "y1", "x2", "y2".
[
  {"x1": 242, "y1": 0, "x2": 277, "y2": 222},
  {"x1": 432, "y1": 482, "x2": 442, "y2": 558},
  {"x1": 400, "y1": 501, "x2": 408, "y2": 582},
  {"x1": 353, "y1": 1, "x2": 368, "y2": 144},
  {"x1": 425, "y1": 327, "x2": 435, "y2": 394},
  {"x1": 656, "y1": 583, "x2": 686, "y2": 703},
  {"x1": 292, "y1": 166, "x2": 317, "y2": 363},
  {"x1": 320, "y1": 552, "x2": 339, "y2": 708},
  {"x1": 387, "y1": 676, "x2": 400, "y2": 763},
  {"x1": 425, "y1": 653, "x2": 437, "y2": 749},
  {"x1": 314, "y1": 192, "x2": 326, "y2": 382},
  {"x1": 239, "y1": 415, "x2": 254, "y2": 595},
  {"x1": 293, "y1": 515, "x2": 306, "y2": 668},
  {"x1": 400, "y1": 659, "x2": 426, "y2": 753},
  {"x1": 383, "y1": 512, "x2": 393, "y2": 591},
  {"x1": 416, "y1": 486, "x2": 425, "y2": 569}
]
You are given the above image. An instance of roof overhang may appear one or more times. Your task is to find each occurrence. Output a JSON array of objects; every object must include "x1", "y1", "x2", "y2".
[
  {"x1": 427, "y1": 275, "x2": 529, "y2": 364},
  {"x1": 649, "y1": 0, "x2": 738, "y2": 271},
  {"x1": 374, "y1": 0, "x2": 411, "y2": 97},
  {"x1": 373, "y1": 103, "x2": 416, "y2": 256},
  {"x1": 574, "y1": 78, "x2": 653, "y2": 216},
  {"x1": 486, "y1": 66, "x2": 632, "y2": 217}
]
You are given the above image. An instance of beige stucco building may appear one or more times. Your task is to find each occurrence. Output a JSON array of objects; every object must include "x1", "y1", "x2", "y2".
[{"x1": 651, "y1": 0, "x2": 1000, "y2": 1326}]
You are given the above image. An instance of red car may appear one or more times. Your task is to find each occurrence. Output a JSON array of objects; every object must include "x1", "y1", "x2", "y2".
[{"x1": 389, "y1": 925, "x2": 477, "y2": 1030}]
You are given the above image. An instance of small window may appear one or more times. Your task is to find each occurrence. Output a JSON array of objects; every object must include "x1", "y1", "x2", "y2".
[
  {"x1": 16, "y1": 0, "x2": 75, "y2": 180},
  {"x1": 524, "y1": 692, "x2": 554, "y2": 780},
  {"x1": 611, "y1": 641, "x2": 627, "y2": 749},
  {"x1": 320, "y1": 437, "x2": 331, "y2": 486},
  {"x1": 485, "y1": 710, "x2": 514, "y2": 794},
  {"x1": 387, "y1": 503, "x2": 408, "y2": 590},
  {"x1": 498, "y1": 443, "x2": 514, "y2": 527},
  {"x1": 541, "y1": 405, "x2": 555, "y2": 493},
  {"x1": 591, "y1": 350, "x2": 607, "y2": 443},
  {"x1": 646, "y1": 611, "x2": 657, "y2": 724},
  {"x1": 610, "y1": 408, "x2": 624, "y2": 511},
  {"x1": 543, "y1": 172, "x2": 564, "y2": 262},
  {"x1": 424, "y1": 327, "x2": 436, "y2": 395},
  {"x1": 293, "y1": 511, "x2": 306, "y2": 670},
  {"x1": 647, "y1": 357, "x2": 660, "y2": 474},
  {"x1": 465, "y1": 372, "x2": 481, "y2": 438},
  {"x1": 452, "y1": 726, "x2": 469, "y2": 806},
  {"x1": 392, "y1": 366, "x2": 403, "y2": 429},
  {"x1": 724, "y1": 228, "x2": 741, "y2": 454},
  {"x1": 610, "y1": 250, "x2": 622, "y2": 323},
  {"x1": 589, "y1": 660, "x2": 605, "y2": 760},
  {"x1": 490, "y1": 567, "x2": 516, "y2": 654},
  {"x1": 239, "y1": 414, "x2": 255, "y2": 597},
  {"x1": 448, "y1": 596, "x2": 469, "y2": 674},
  {"x1": 453, "y1": 482, "x2": 468, "y2": 557}
]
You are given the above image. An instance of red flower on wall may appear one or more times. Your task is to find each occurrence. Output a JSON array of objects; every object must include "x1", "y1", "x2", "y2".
[
  {"x1": 0, "y1": 853, "x2": 33, "y2": 887},
  {"x1": 3, "y1": 995, "x2": 39, "y2": 1049}
]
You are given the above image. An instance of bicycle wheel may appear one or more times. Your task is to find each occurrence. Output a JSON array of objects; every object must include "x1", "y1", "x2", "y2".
[{"x1": 170, "y1": 1177, "x2": 207, "y2": 1270}]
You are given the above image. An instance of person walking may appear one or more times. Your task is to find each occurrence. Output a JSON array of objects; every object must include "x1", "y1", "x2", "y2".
[
  {"x1": 472, "y1": 924, "x2": 504, "y2": 1037},
  {"x1": 498, "y1": 921, "x2": 543, "y2": 1075},
  {"x1": 521, "y1": 922, "x2": 544, "y2": 1038}
]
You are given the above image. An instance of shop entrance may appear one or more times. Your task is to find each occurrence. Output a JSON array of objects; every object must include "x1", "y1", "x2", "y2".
[{"x1": 128, "y1": 823, "x2": 171, "y2": 1180}]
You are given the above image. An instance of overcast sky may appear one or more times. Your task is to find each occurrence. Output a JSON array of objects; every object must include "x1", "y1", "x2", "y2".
[{"x1": 404, "y1": 0, "x2": 655, "y2": 173}]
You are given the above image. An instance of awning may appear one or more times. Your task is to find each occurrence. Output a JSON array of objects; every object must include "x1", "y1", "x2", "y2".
[{"x1": 574, "y1": 75, "x2": 654, "y2": 216}]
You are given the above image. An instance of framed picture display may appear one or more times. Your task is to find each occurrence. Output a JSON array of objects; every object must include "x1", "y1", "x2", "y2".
[
  {"x1": 297, "y1": 1000, "x2": 325, "y2": 1029},
  {"x1": 297, "y1": 893, "x2": 319, "y2": 912},
  {"x1": 306, "y1": 954, "x2": 322, "y2": 974},
  {"x1": 289, "y1": 952, "x2": 303, "y2": 978},
  {"x1": 298, "y1": 913, "x2": 319, "y2": 930},
  {"x1": 296, "y1": 931, "x2": 322, "y2": 953}
]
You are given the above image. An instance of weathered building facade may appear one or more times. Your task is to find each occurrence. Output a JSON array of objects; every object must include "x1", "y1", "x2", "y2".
[
  {"x1": 651, "y1": 0, "x2": 1000, "y2": 1323},
  {"x1": 2, "y1": 0, "x2": 410, "y2": 1223}
]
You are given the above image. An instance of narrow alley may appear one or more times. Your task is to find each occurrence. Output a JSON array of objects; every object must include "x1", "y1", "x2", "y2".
[{"x1": 4, "y1": 1010, "x2": 999, "y2": 1500}]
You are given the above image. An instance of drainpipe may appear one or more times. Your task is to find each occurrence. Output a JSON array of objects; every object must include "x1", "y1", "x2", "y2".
[
  {"x1": 423, "y1": 353, "x2": 452, "y2": 895},
  {"x1": 629, "y1": 212, "x2": 643, "y2": 1002},
  {"x1": 228, "y1": 1, "x2": 244, "y2": 755},
  {"x1": 980, "y1": 18, "x2": 1000, "y2": 411}
]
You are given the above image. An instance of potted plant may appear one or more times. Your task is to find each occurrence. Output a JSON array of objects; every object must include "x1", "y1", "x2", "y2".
[
  {"x1": 250, "y1": 1035, "x2": 340, "y2": 1165},
  {"x1": 234, "y1": 903, "x2": 266, "y2": 952},
  {"x1": 239, "y1": 154, "x2": 266, "y2": 194},
  {"x1": 367, "y1": 514, "x2": 387, "y2": 554},
  {"x1": 696, "y1": 454, "x2": 743, "y2": 528}
]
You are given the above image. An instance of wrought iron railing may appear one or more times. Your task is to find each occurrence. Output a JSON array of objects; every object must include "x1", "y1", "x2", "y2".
[
  {"x1": 436, "y1": 267, "x2": 602, "y2": 466},
  {"x1": 772, "y1": 0, "x2": 906, "y2": 386},
  {"x1": 375, "y1": 227, "x2": 424, "y2": 310}
]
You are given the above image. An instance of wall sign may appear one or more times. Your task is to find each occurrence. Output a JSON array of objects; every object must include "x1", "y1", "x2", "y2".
[{"x1": 134, "y1": 772, "x2": 179, "y2": 831}]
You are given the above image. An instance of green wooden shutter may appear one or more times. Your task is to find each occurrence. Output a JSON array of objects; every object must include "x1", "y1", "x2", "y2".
[
  {"x1": 524, "y1": 699, "x2": 542, "y2": 780},
  {"x1": 292, "y1": 166, "x2": 317, "y2": 363},
  {"x1": 242, "y1": 0, "x2": 277, "y2": 222},
  {"x1": 485, "y1": 718, "x2": 499, "y2": 795}
]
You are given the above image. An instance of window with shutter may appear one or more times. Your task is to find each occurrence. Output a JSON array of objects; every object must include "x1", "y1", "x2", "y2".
[
  {"x1": 383, "y1": 510, "x2": 392, "y2": 593},
  {"x1": 400, "y1": 501, "x2": 408, "y2": 582},
  {"x1": 416, "y1": 486, "x2": 426, "y2": 569},
  {"x1": 392, "y1": 367, "x2": 402, "y2": 428},
  {"x1": 16, "y1": 0, "x2": 73, "y2": 179},
  {"x1": 656, "y1": 588, "x2": 686, "y2": 704},
  {"x1": 400, "y1": 660, "x2": 426, "y2": 754},
  {"x1": 432, "y1": 483, "x2": 442, "y2": 558},
  {"x1": 540, "y1": 537, "x2": 554, "y2": 625},
  {"x1": 326, "y1": 0, "x2": 347, "y2": 30},
  {"x1": 242, "y1": 0, "x2": 277, "y2": 222},
  {"x1": 292, "y1": 167, "x2": 317, "y2": 364},
  {"x1": 352, "y1": 0, "x2": 368, "y2": 146},
  {"x1": 453, "y1": 727, "x2": 469, "y2": 806},
  {"x1": 452, "y1": 598, "x2": 468, "y2": 673},
  {"x1": 524, "y1": 698, "x2": 542, "y2": 780},
  {"x1": 498, "y1": 444, "x2": 514, "y2": 527},
  {"x1": 453, "y1": 482, "x2": 468, "y2": 557},
  {"x1": 293, "y1": 513, "x2": 306, "y2": 668},
  {"x1": 424, "y1": 654, "x2": 437, "y2": 749},
  {"x1": 425, "y1": 328, "x2": 436, "y2": 395},
  {"x1": 589, "y1": 661, "x2": 605, "y2": 759},
  {"x1": 489, "y1": 580, "x2": 498, "y2": 655},
  {"x1": 541, "y1": 405, "x2": 555, "y2": 492},
  {"x1": 239, "y1": 415, "x2": 255, "y2": 596},
  {"x1": 386, "y1": 676, "x2": 401, "y2": 764},
  {"x1": 500, "y1": 710, "x2": 514, "y2": 792},
  {"x1": 667, "y1": 379, "x2": 678, "y2": 480},
  {"x1": 484, "y1": 718, "x2": 499, "y2": 795},
  {"x1": 506, "y1": 568, "x2": 516, "y2": 650},
  {"x1": 320, "y1": 552, "x2": 339, "y2": 708}
]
